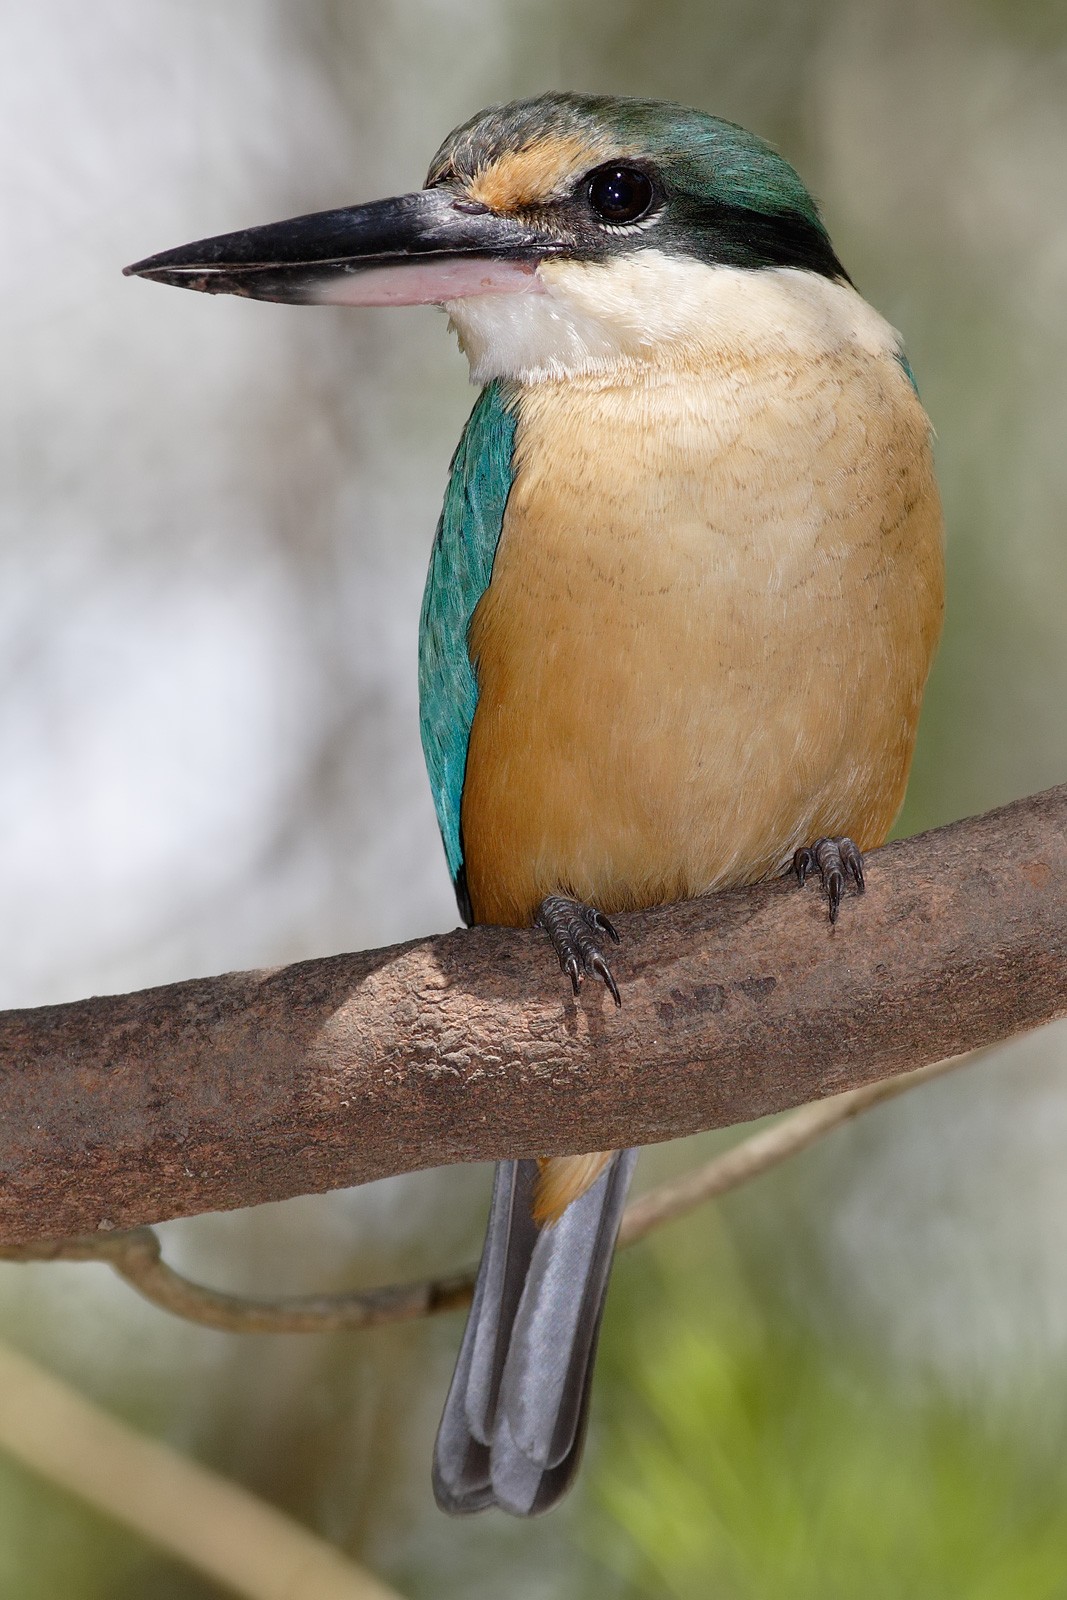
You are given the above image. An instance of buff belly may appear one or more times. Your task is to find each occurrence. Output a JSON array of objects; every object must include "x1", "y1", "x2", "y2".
[{"x1": 460, "y1": 341, "x2": 944, "y2": 929}]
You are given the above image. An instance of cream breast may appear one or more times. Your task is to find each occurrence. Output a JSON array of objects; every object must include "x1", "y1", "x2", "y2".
[{"x1": 452, "y1": 258, "x2": 945, "y2": 926}]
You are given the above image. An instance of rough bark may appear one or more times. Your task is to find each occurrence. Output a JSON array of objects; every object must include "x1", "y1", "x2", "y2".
[{"x1": 1, "y1": 785, "x2": 1065, "y2": 1245}]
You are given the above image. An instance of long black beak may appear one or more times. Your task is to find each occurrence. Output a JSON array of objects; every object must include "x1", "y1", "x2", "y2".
[{"x1": 124, "y1": 189, "x2": 562, "y2": 305}]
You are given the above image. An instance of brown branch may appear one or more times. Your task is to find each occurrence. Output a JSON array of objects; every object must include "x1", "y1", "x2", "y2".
[
  {"x1": 0, "y1": 1052, "x2": 976, "y2": 1333},
  {"x1": 1, "y1": 784, "x2": 1065, "y2": 1246}
]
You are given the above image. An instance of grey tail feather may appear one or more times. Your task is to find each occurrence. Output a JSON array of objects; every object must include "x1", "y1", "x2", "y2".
[{"x1": 433, "y1": 1149, "x2": 638, "y2": 1517}]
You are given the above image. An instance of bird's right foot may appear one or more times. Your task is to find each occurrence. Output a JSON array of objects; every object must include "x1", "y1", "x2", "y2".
[
  {"x1": 536, "y1": 896, "x2": 621, "y2": 1006},
  {"x1": 793, "y1": 836, "x2": 865, "y2": 923}
]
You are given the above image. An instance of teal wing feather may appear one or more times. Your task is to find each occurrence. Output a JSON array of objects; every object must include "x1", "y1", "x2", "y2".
[
  {"x1": 895, "y1": 348, "x2": 920, "y2": 395},
  {"x1": 418, "y1": 380, "x2": 517, "y2": 922}
]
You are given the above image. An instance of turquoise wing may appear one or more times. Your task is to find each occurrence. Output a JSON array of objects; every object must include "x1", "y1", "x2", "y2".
[{"x1": 418, "y1": 379, "x2": 517, "y2": 923}]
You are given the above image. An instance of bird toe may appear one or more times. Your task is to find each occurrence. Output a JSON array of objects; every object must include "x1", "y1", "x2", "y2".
[
  {"x1": 536, "y1": 895, "x2": 622, "y2": 1005},
  {"x1": 792, "y1": 836, "x2": 865, "y2": 923}
]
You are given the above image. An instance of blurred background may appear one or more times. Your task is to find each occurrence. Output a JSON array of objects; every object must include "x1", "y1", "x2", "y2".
[{"x1": 3, "y1": 0, "x2": 1067, "y2": 1594}]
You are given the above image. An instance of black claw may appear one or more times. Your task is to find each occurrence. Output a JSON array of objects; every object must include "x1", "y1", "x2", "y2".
[
  {"x1": 826, "y1": 872, "x2": 843, "y2": 923},
  {"x1": 792, "y1": 837, "x2": 865, "y2": 923},
  {"x1": 793, "y1": 846, "x2": 815, "y2": 887},
  {"x1": 591, "y1": 954, "x2": 621, "y2": 1007},
  {"x1": 592, "y1": 909, "x2": 620, "y2": 945},
  {"x1": 536, "y1": 895, "x2": 623, "y2": 1006},
  {"x1": 840, "y1": 837, "x2": 865, "y2": 892}
]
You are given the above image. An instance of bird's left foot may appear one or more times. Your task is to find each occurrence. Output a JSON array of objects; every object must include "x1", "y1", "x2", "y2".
[
  {"x1": 793, "y1": 837, "x2": 865, "y2": 923},
  {"x1": 536, "y1": 896, "x2": 621, "y2": 1006}
]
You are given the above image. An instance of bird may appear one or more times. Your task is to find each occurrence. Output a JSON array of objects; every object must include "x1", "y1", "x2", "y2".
[{"x1": 125, "y1": 91, "x2": 945, "y2": 1517}]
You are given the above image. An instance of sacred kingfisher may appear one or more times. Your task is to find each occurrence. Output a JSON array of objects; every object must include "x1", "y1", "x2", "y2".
[{"x1": 126, "y1": 92, "x2": 944, "y2": 1517}]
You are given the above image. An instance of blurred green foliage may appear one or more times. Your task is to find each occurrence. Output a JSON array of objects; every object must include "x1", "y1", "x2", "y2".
[
  {"x1": 590, "y1": 1211, "x2": 1067, "y2": 1600},
  {"x1": 0, "y1": 1455, "x2": 163, "y2": 1600}
]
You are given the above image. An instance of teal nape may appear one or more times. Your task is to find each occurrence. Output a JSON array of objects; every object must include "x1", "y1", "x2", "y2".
[
  {"x1": 427, "y1": 92, "x2": 846, "y2": 281},
  {"x1": 418, "y1": 380, "x2": 517, "y2": 920}
]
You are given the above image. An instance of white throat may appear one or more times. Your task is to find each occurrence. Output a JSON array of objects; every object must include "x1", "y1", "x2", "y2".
[{"x1": 444, "y1": 250, "x2": 904, "y2": 386}]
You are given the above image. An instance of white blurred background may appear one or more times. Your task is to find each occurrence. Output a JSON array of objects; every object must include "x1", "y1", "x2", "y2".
[{"x1": 2, "y1": 2, "x2": 1067, "y2": 1595}]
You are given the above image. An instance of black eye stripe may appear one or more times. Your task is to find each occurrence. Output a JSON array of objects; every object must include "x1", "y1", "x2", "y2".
[{"x1": 586, "y1": 165, "x2": 656, "y2": 225}]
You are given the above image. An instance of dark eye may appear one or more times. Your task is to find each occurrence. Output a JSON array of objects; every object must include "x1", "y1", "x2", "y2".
[{"x1": 587, "y1": 165, "x2": 656, "y2": 225}]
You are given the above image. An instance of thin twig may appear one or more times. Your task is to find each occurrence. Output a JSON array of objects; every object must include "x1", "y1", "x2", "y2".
[
  {"x1": 0, "y1": 1051, "x2": 977, "y2": 1333},
  {"x1": 0, "y1": 1338, "x2": 402, "y2": 1599},
  {"x1": 617, "y1": 1050, "x2": 975, "y2": 1246},
  {"x1": 0, "y1": 1230, "x2": 475, "y2": 1333}
]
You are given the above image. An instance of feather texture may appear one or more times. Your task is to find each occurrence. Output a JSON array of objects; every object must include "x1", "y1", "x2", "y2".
[
  {"x1": 459, "y1": 268, "x2": 944, "y2": 925},
  {"x1": 534, "y1": 1152, "x2": 614, "y2": 1224},
  {"x1": 433, "y1": 1151, "x2": 637, "y2": 1516},
  {"x1": 418, "y1": 379, "x2": 517, "y2": 908},
  {"x1": 424, "y1": 256, "x2": 943, "y2": 1523}
]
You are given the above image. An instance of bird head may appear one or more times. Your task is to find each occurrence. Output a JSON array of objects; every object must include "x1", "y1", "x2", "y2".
[{"x1": 125, "y1": 93, "x2": 848, "y2": 383}]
